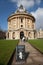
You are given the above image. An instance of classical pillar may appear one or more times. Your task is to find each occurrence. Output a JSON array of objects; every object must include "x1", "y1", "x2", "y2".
[
  {"x1": 34, "y1": 23, "x2": 35, "y2": 29},
  {"x1": 23, "y1": 18, "x2": 25, "y2": 28},
  {"x1": 18, "y1": 17, "x2": 20, "y2": 28},
  {"x1": 6, "y1": 32, "x2": 8, "y2": 39},
  {"x1": 25, "y1": 17, "x2": 26, "y2": 28},
  {"x1": 15, "y1": 31, "x2": 19, "y2": 39},
  {"x1": 31, "y1": 31, "x2": 34, "y2": 39},
  {"x1": 26, "y1": 18, "x2": 27, "y2": 29},
  {"x1": 9, "y1": 31, "x2": 13, "y2": 39},
  {"x1": 26, "y1": 30, "x2": 28, "y2": 38},
  {"x1": 16, "y1": 17, "x2": 18, "y2": 29}
]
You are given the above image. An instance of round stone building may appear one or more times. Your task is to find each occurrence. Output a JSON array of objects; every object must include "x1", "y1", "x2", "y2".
[{"x1": 6, "y1": 5, "x2": 36, "y2": 39}]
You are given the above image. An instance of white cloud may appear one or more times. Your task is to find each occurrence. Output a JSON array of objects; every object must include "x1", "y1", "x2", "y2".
[
  {"x1": 35, "y1": 0, "x2": 41, "y2": 5},
  {"x1": 31, "y1": 8, "x2": 43, "y2": 29},
  {"x1": 17, "y1": 0, "x2": 34, "y2": 8},
  {"x1": 11, "y1": 0, "x2": 41, "y2": 9}
]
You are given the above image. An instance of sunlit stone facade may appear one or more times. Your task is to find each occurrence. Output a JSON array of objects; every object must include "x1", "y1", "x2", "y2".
[{"x1": 6, "y1": 5, "x2": 36, "y2": 39}]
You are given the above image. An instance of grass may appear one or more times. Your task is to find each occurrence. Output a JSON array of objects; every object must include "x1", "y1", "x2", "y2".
[
  {"x1": 28, "y1": 39, "x2": 43, "y2": 53},
  {"x1": 0, "y1": 40, "x2": 19, "y2": 65}
]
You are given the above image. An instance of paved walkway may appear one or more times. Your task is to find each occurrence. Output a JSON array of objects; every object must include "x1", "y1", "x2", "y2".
[{"x1": 11, "y1": 40, "x2": 43, "y2": 65}]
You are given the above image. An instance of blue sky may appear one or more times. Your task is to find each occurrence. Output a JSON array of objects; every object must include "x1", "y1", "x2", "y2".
[{"x1": 0, "y1": 0, "x2": 43, "y2": 30}]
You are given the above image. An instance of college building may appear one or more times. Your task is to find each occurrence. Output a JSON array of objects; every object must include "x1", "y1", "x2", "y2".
[{"x1": 6, "y1": 5, "x2": 43, "y2": 39}]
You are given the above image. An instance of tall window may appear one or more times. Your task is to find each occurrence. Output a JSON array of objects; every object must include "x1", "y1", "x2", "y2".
[
  {"x1": 32, "y1": 24, "x2": 34, "y2": 29},
  {"x1": 13, "y1": 32, "x2": 15, "y2": 39},
  {"x1": 28, "y1": 32, "x2": 31, "y2": 38},
  {"x1": 21, "y1": 18, "x2": 23, "y2": 23},
  {"x1": 8, "y1": 32, "x2": 9, "y2": 38}
]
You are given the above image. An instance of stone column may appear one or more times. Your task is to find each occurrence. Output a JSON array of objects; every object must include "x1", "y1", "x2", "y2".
[
  {"x1": 15, "y1": 31, "x2": 19, "y2": 39},
  {"x1": 34, "y1": 22, "x2": 35, "y2": 29},
  {"x1": 18, "y1": 17, "x2": 20, "y2": 28},
  {"x1": 16, "y1": 17, "x2": 18, "y2": 29},
  {"x1": 25, "y1": 17, "x2": 26, "y2": 28},
  {"x1": 31, "y1": 31, "x2": 34, "y2": 39},
  {"x1": 6, "y1": 32, "x2": 8, "y2": 39},
  {"x1": 9, "y1": 31, "x2": 13, "y2": 39},
  {"x1": 23, "y1": 18, "x2": 25, "y2": 28},
  {"x1": 30, "y1": 20, "x2": 32, "y2": 29},
  {"x1": 26, "y1": 18, "x2": 27, "y2": 29},
  {"x1": 26, "y1": 30, "x2": 28, "y2": 38}
]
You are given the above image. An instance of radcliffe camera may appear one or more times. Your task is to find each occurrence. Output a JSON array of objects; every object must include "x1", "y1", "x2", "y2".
[{"x1": 0, "y1": 0, "x2": 43, "y2": 65}]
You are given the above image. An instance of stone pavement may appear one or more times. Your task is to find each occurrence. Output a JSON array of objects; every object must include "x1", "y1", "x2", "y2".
[{"x1": 11, "y1": 40, "x2": 43, "y2": 65}]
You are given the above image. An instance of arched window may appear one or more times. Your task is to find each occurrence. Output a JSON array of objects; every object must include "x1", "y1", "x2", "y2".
[
  {"x1": 20, "y1": 31, "x2": 24, "y2": 39},
  {"x1": 21, "y1": 18, "x2": 23, "y2": 23},
  {"x1": 12, "y1": 32, "x2": 15, "y2": 39},
  {"x1": 28, "y1": 32, "x2": 31, "y2": 38},
  {"x1": 8, "y1": 32, "x2": 9, "y2": 38}
]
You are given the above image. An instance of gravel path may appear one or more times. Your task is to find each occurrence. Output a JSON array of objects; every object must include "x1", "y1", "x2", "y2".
[{"x1": 11, "y1": 40, "x2": 43, "y2": 65}]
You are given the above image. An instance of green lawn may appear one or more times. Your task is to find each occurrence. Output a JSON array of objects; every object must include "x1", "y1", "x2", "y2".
[
  {"x1": 0, "y1": 40, "x2": 19, "y2": 65},
  {"x1": 28, "y1": 39, "x2": 43, "y2": 53}
]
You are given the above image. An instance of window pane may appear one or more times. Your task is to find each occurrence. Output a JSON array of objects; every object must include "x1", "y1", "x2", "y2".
[{"x1": 21, "y1": 18, "x2": 23, "y2": 23}]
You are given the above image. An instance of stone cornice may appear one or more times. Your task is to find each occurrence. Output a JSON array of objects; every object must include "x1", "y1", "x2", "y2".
[
  {"x1": 8, "y1": 28, "x2": 35, "y2": 31},
  {"x1": 8, "y1": 13, "x2": 35, "y2": 22}
]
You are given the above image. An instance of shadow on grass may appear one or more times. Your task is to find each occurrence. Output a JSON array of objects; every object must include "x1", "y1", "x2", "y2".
[
  {"x1": 7, "y1": 49, "x2": 16, "y2": 65},
  {"x1": 0, "y1": 63, "x2": 4, "y2": 65}
]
